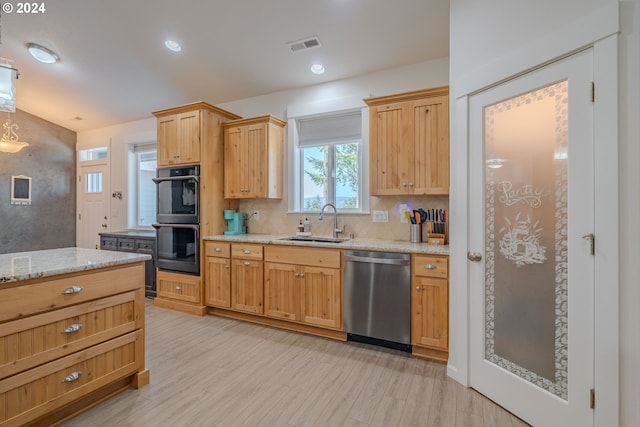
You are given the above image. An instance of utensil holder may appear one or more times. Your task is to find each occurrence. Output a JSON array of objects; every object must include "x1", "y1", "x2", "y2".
[{"x1": 410, "y1": 224, "x2": 422, "y2": 243}]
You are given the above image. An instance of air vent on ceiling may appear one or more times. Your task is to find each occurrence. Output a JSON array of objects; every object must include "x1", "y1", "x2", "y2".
[{"x1": 287, "y1": 36, "x2": 322, "y2": 53}]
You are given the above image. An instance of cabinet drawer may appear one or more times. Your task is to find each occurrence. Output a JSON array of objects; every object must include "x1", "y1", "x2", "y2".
[
  {"x1": 157, "y1": 271, "x2": 201, "y2": 304},
  {"x1": 231, "y1": 243, "x2": 263, "y2": 260},
  {"x1": 0, "y1": 264, "x2": 144, "y2": 323},
  {"x1": 117, "y1": 238, "x2": 136, "y2": 252},
  {"x1": 135, "y1": 239, "x2": 155, "y2": 252},
  {"x1": 205, "y1": 242, "x2": 230, "y2": 258},
  {"x1": 0, "y1": 291, "x2": 141, "y2": 380},
  {"x1": 412, "y1": 255, "x2": 448, "y2": 279},
  {"x1": 265, "y1": 245, "x2": 341, "y2": 269},
  {"x1": 100, "y1": 237, "x2": 117, "y2": 251},
  {"x1": 0, "y1": 330, "x2": 142, "y2": 427}
]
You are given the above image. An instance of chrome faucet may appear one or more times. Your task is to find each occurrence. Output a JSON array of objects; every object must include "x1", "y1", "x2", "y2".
[{"x1": 319, "y1": 203, "x2": 343, "y2": 239}]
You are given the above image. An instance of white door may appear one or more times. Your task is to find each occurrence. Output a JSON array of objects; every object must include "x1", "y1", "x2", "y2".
[
  {"x1": 77, "y1": 163, "x2": 110, "y2": 249},
  {"x1": 468, "y1": 49, "x2": 594, "y2": 427}
]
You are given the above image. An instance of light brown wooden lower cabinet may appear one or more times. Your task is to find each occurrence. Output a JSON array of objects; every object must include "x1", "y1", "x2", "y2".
[
  {"x1": 411, "y1": 254, "x2": 449, "y2": 361},
  {"x1": 155, "y1": 270, "x2": 206, "y2": 316},
  {"x1": 0, "y1": 263, "x2": 148, "y2": 427}
]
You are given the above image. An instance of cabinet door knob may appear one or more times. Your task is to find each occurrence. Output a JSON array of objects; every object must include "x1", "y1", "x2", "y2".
[
  {"x1": 402, "y1": 182, "x2": 407, "y2": 187},
  {"x1": 224, "y1": 265, "x2": 230, "y2": 269},
  {"x1": 62, "y1": 324, "x2": 83, "y2": 334},
  {"x1": 243, "y1": 261, "x2": 251, "y2": 266},
  {"x1": 300, "y1": 273, "x2": 305, "y2": 278},
  {"x1": 62, "y1": 371, "x2": 82, "y2": 383},
  {"x1": 215, "y1": 247, "x2": 222, "y2": 252},
  {"x1": 424, "y1": 264, "x2": 437, "y2": 269},
  {"x1": 62, "y1": 286, "x2": 83, "y2": 294},
  {"x1": 416, "y1": 286, "x2": 422, "y2": 291},
  {"x1": 175, "y1": 286, "x2": 181, "y2": 291},
  {"x1": 294, "y1": 273, "x2": 300, "y2": 278},
  {"x1": 409, "y1": 182, "x2": 414, "y2": 187}
]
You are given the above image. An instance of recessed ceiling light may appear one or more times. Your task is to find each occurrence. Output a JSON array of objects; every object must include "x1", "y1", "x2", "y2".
[
  {"x1": 164, "y1": 40, "x2": 182, "y2": 52},
  {"x1": 27, "y1": 43, "x2": 59, "y2": 64},
  {"x1": 310, "y1": 64, "x2": 325, "y2": 75}
]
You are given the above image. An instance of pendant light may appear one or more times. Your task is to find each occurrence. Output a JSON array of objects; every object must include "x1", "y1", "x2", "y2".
[
  {"x1": 0, "y1": 11, "x2": 26, "y2": 153},
  {"x1": 0, "y1": 112, "x2": 27, "y2": 153}
]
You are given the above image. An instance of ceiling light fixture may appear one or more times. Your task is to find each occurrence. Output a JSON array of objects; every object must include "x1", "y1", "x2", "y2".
[
  {"x1": 0, "y1": 113, "x2": 28, "y2": 153},
  {"x1": 26, "y1": 43, "x2": 59, "y2": 64},
  {"x1": 164, "y1": 40, "x2": 182, "y2": 52},
  {"x1": 310, "y1": 64, "x2": 325, "y2": 75}
]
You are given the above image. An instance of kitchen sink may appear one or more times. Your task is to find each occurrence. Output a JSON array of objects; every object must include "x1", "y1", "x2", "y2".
[{"x1": 279, "y1": 236, "x2": 349, "y2": 244}]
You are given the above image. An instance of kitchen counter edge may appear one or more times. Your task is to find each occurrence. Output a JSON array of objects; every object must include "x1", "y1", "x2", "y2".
[
  {"x1": 203, "y1": 234, "x2": 449, "y2": 255},
  {"x1": 0, "y1": 247, "x2": 152, "y2": 284}
]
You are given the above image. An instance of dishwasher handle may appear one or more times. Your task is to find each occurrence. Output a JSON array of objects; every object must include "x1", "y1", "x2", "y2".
[{"x1": 344, "y1": 254, "x2": 410, "y2": 266}]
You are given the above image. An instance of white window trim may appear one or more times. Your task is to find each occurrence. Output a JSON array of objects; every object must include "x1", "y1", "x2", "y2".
[
  {"x1": 127, "y1": 141, "x2": 157, "y2": 230},
  {"x1": 286, "y1": 95, "x2": 370, "y2": 213}
]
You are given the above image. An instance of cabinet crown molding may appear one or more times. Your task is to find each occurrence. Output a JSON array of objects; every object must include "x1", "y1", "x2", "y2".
[
  {"x1": 364, "y1": 86, "x2": 449, "y2": 106},
  {"x1": 153, "y1": 101, "x2": 242, "y2": 120}
]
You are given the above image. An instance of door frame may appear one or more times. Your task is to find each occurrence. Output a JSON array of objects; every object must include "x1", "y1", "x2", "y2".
[
  {"x1": 76, "y1": 146, "x2": 111, "y2": 248},
  {"x1": 448, "y1": 35, "x2": 619, "y2": 425}
]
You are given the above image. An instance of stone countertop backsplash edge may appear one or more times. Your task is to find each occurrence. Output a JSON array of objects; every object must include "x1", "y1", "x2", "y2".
[
  {"x1": 0, "y1": 247, "x2": 151, "y2": 284},
  {"x1": 203, "y1": 234, "x2": 449, "y2": 255}
]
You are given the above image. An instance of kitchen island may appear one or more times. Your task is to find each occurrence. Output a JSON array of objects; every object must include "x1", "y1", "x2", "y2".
[{"x1": 0, "y1": 247, "x2": 150, "y2": 427}]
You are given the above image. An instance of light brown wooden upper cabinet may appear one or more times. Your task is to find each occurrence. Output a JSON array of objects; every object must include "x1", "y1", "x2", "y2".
[
  {"x1": 365, "y1": 86, "x2": 449, "y2": 195},
  {"x1": 154, "y1": 102, "x2": 241, "y2": 167},
  {"x1": 223, "y1": 115, "x2": 285, "y2": 199}
]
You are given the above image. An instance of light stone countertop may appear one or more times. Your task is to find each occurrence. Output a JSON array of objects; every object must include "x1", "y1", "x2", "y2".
[
  {"x1": 0, "y1": 247, "x2": 151, "y2": 284},
  {"x1": 203, "y1": 234, "x2": 449, "y2": 255}
]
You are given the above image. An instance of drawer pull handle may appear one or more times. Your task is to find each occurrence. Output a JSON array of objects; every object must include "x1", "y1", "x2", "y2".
[
  {"x1": 424, "y1": 264, "x2": 437, "y2": 270},
  {"x1": 243, "y1": 261, "x2": 251, "y2": 266},
  {"x1": 63, "y1": 324, "x2": 83, "y2": 333},
  {"x1": 62, "y1": 371, "x2": 82, "y2": 383},
  {"x1": 175, "y1": 286, "x2": 181, "y2": 291},
  {"x1": 242, "y1": 249, "x2": 251, "y2": 254},
  {"x1": 62, "y1": 286, "x2": 83, "y2": 294},
  {"x1": 215, "y1": 247, "x2": 222, "y2": 252}
]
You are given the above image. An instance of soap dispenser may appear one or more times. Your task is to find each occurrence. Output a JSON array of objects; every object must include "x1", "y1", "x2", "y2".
[{"x1": 303, "y1": 217, "x2": 310, "y2": 233}]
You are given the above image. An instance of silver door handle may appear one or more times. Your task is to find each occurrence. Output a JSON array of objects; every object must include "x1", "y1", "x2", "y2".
[
  {"x1": 62, "y1": 324, "x2": 83, "y2": 334},
  {"x1": 467, "y1": 252, "x2": 482, "y2": 262},
  {"x1": 62, "y1": 286, "x2": 83, "y2": 294}
]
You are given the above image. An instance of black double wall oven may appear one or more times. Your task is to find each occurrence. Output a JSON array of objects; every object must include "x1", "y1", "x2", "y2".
[{"x1": 152, "y1": 165, "x2": 200, "y2": 275}]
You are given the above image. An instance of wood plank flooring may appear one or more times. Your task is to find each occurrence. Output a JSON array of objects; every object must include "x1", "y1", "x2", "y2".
[{"x1": 60, "y1": 301, "x2": 529, "y2": 427}]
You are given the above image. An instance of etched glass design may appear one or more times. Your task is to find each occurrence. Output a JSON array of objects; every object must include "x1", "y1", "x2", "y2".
[{"x1": 484, "y1": 81, "x2": 568, "y2": 399}]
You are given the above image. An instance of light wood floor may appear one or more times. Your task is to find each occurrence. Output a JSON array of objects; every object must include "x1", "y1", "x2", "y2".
[{"x1": 60, "y1": 301, "x2": 529, "y2": 427}]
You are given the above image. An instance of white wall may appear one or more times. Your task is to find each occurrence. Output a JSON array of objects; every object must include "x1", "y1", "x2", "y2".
[
  {"x1": 76, "y1": 57, "x2": 449, "y2": 232},
  {"x1": 449, "y1": 0, "x2": 638, "y2": 425}
]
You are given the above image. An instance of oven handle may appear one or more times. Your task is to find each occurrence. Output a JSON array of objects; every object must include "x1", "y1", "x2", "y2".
[
  {"x1": 152, "y1": 224, "x2": 200, "y2": 230},
  {"x1": 152, "y1": 175, "x2": 200, "y2": 183}
]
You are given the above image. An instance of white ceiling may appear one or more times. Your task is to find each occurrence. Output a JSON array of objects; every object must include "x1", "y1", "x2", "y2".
[{"x1": 1, "y1": 0, "x2": 449, "y2": 132}]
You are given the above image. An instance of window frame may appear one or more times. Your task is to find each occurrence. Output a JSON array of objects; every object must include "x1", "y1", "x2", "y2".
[
  {"x1": 127, "y1": 142, "x2": 157, "y2": 229},
  {"x1": 287, "y1": 95, "x2": 369, "y2": 214}
]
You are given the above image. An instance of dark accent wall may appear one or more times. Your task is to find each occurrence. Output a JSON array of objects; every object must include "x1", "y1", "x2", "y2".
[{"x1": 0, "y1": 109, "x2": 77, "y2": 254}]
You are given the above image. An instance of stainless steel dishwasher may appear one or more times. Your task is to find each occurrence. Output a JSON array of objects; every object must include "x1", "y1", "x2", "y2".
[{"x1": 343, "y1": 250, "x2": 412, "y2": 352}]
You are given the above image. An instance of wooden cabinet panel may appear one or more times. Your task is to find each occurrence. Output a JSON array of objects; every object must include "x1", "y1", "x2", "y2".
[
  {"x1": 205, "y1": 242, "x2": 231, "y2": 258},
  {"x1": 264, "y1": 245, "x2": 341, "y2": 269},
  {"x1": 231, "y1": 259, "x2": 263, "y2": 314},
  {"x1": 0, "y1": 292, "x2": 139, "y2": 380},
  {"x1": 231, "y1": 243, "x2": 263, "y2": 260},
  {"x1": 157, "y1": 270, "x2": 201, "y2": 304},
  {"x1": 412, "y1": 255, "x2": 448, "y2": 279},
  {"x1": 0, "y1": 265, "x2": 143, "y2": 323},
  {"x1": 205, "y1": 256, "x2": 231, "y2": 308},
  {"x1": 0, "y1": 331, "x2": 142, "y2": 427},
  {"x1": 366, "y1": 87, "x2": 449, "y2": 195},
  {"x1": 301, "y1": 267, "x2": 342, "y2": 329},
  {"x1": 223, "y1": 115, "x2": 285, "y2": 199},
  {"x1": 156, "y1": 111, "x2": 201, "y2": 166},
  {"x1": 264, "y1": 263, "x2": 300, "y2": 321},
  {"x1": 411, "y1": 276, "x2": 448, "y2": 351}
]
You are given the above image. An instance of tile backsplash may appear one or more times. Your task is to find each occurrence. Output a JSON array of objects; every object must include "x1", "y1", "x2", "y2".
[{"x1": 239, "y1": 195, "x2": 448, "y2": 243}]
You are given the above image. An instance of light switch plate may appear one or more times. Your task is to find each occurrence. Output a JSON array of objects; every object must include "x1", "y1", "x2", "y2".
[{"x1": 372, "y1": 210, "x2": 388, "y2": 223}]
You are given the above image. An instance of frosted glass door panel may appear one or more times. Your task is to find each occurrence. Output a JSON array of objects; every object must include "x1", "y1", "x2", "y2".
[{"x1": 484, "y1": 81, "x2": 568, "y2": 399}]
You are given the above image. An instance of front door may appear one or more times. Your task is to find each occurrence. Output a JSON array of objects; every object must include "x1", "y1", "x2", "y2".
[
  {"x1": 77, "y1": 162, "x2": 110, "y2": 249},
  {"x1": 468, "y1": 49, "x2": 594, "y2": 426}
]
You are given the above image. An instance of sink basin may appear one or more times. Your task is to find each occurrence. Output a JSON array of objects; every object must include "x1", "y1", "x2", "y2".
[{"x1": 279, "y1": 236, "x2": 349, "y2": 244}]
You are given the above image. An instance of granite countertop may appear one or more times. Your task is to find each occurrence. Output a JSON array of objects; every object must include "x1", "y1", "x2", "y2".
[
  {"x1": 0, "y1": 247, "x2": 151, "y2": 284},
  {"x1": 203, "y1": 234, "x2": 449, "y2": 255}
]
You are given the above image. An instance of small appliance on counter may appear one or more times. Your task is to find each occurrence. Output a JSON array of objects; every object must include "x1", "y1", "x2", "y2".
[{"x1": 224, "y1": 209, "x2": 246, "y2": 235}]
